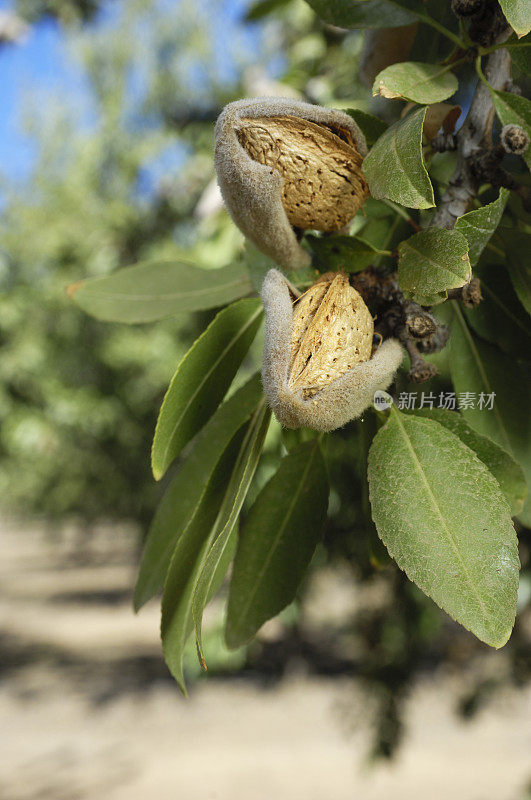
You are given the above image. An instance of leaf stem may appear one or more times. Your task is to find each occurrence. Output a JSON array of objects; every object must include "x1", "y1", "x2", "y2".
[
  {"x1": 475, "y1": 54, "x2": 492, "y2": 90},
  {"x1": 480, "y1": 39, "x2": 531, "y2": 55},
  {"x1": 416, "y1": 13, "x2": 467, "y2": 50},
  {"x1": 434, "y1": 56, "x2": 467, "y2": 78},
  {"x1": 459, "y1": 19, "x2": 473, "y2": 48},
  {"x1": 382, "y1": 199, "x2": 421, "y2": 232}
]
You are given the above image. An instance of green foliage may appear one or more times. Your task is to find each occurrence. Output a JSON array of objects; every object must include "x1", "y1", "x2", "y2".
[
  {"x1": 398, "y1": 228, "x2": 471, "y2": 305},
  {"x1": 134, "y1": 374, "x2": 263, "y2": 611},
  {"x1": 449, "y1": 305, "x2": 531, "y2": 525},
  {"x1": 368, "y1": 408, "x2": 519, "y2": 648},
  {"x1": 465, "y1": 261, "x2": 531, "y2": 357},
  {"x1": 362, "y1": 107, "x2": 435, "y2": 209},
  {"x1": 503, "y1": 230, "x2": 531, "y2": 314},
  {"x1": 5, "y1": 0, "x2": 531, "y2": 735},
  {"x1": 305, "y1": 234, "x2": 383, "y2": 272},
  {"x1": 498, "y1": 0, "x2": 531, "y2": 37},
  {"x1": 411, "y1": 407, "x2": 527, "y2": 515},
  {"x1": 345, "y1": 109, "x2": 388, "y2": 148},
  {"x1": 304, "y1": 0, "x2": 417, "y2": 29},
  {"x1": 151, "y1": 299, "x2": 262, "y2": 480},
  {"x1": 373, "y1": 62, "x2": 458, "y2": 104},
  {"x1": 455, "y1": 189, "x2": 510, "y2": 265},
  {"x1": 226, "y1": 438, "x2": 329, "y2": 649},
  {"x1": 510, "y1": 36, "x2": 531, "y2": 75},
  {"x1": 245, "y1": 0, "x2": 291, "y2": 21},
  {"x1": 70, "y1": 261, "x2": 254, "y2": 323},
  {"x1": 192, "y1": 400, "x2": 271, "y2": 664},
  {"x1": 0, "y1": 0, "x2": 260, "y2": 519},
  {"x1": 491, "y1": 90, "x2": 531, "y2": 170},
  {"x1": 160, "y1": 430, "x2": 247, "y2": 692},
  {"x1": 15, "y1": 0, "x2": 101, "y2": 24}
]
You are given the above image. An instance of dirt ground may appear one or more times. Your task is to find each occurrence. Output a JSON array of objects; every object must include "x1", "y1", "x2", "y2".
[{"x1": 1, "y1": 517, "x2": 530, "y2": 800}]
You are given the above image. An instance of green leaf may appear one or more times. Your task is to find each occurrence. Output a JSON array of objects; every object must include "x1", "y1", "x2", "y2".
[
  {"x1": 502, "y1": 230, "x2": 531, "y2": 314},
  {"x1": 245, "y1": 0, "x2": 290, "y2": 21},
  {"x1": 345, "y1": 109, "x2": 388, "y2": 148},
  {"x1": 455, "y1": 189, "x2": 510, "y2": 266},
  {"x1": 465, "y1": 261, "x2": 531, "y2": 357},
  {"x1": 160, "y1": 430, "x2": 245, "y2": 693},
  {"x1": 510, "y1": 35, "x2": 531, "y2": 75},
  {"x1": 449, "y1": 304, "x2": 531, "y2": 525},
  {"x1": 358, "y1": 213, "x2": 411, "y2": 270},
  {"x1": 411, "y1": 407, "x2": 527, "y2": 515},
  {"x1": 133, "y1": 374, "x2": 263, "y2": 611},
  {"x1": 398, "y1": 228, "x2": 471, "y2": 304},
  {"x1": 305, "y1": 234, "x2": 382, "y2": 272},
  {"x1": 368, "y1": 408, "x2": 519, "y2": 648},
  {"x1": 281, "y1": 427, "x2": 319, "y2": 452},
  {"x1": 373, "y1": 62, "x2": 458, "y2": 105},
  {"x1": 225, "y1": 439, "x2": 329, "y2": 649},
  {"x1": 68, "y1": 260, "x2": 253, "y2": 323},
  {"x1": 491, "y1": 90, "x2": 531, "y2": 170},
  {"x1": 192, "y1": 400, "x2": 272, "y2": 667},
  {"x1": 151, "y1": 298, "x2": 263, "y2": 480},
  {"x1": 362, "y1": 107, "x2": 435, "y2": 209},
  {"x1": 499, "y1": 0, "x2": 531, "y2": 37},
  {"x1": 304, "y1": 0, "x2": 417, "y2": 29}
]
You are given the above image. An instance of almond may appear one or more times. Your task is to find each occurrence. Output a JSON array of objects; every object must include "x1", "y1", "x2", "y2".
[
  {"x1": 288, "y1": 273, "x2": 374, "y2": 399},
  {"x1": 214, "y1": 99, "x2": 368, "y2": 269},
  {"x1": 260, "y1": 268, "x2": 403, "y2": 431},
  {"x1": 236, "y1": 115, "x2": 369, "y2": 232}
]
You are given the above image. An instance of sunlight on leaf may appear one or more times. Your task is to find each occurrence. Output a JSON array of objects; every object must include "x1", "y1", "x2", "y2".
[
  {"x1": 362, "y1": 107, "x2": 435, "y2": 209},
  {"x1": 373, "y1": 61, "x2": 458, "y2": 105},
  {"x1": 368, "y1": 408, "x2": 519, "y2": 648},
  {"x1": 69, "y1": 260, "x2": 254, "y2": 323}
]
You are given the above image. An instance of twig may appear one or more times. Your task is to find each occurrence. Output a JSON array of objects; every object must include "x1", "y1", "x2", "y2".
[
  {"x1": 447, "y1": 276, "x2": 482, "y2": 306},
  {"x1": 432, "y1": 23, "x2": 512, "y2": 229}
]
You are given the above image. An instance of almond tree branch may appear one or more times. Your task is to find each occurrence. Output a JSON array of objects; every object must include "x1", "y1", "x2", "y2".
[
  {"x1": 350, "y1": 7, "x2": 515, "y2": 383},
  {"x1": 432, "y1": 22, "x2": 512, "y2": 229}
]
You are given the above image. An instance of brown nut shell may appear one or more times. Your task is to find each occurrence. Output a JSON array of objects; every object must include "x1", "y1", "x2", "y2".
[
  {"x1": 214, "y1": 98, "x2": 369, "y2": 270},
  {"x1": 236, "y1": 115, "x2": 369, "y2": 232},
  {"x1": 289, "y1": 273, "x2": 373, "y2": 398},
  {"x1": 260, "y1": 269, "x2": 403, "y2": 431}
]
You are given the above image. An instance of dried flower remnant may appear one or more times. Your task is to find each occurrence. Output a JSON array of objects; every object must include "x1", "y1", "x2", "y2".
[
  {"x1": 500, "y1": 124, "x2": 530, "y2": 156},
  {"x1": 214, "y1": 98, "x2": 369, "y2": 270},
  {"x1": 261, "y1": 269, "x2": 403, "y2": 431}
]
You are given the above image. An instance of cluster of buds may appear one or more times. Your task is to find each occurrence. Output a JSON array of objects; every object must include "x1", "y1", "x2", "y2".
[{"x1": 214, "y1": 98, "x2": 369, "y2": 270}]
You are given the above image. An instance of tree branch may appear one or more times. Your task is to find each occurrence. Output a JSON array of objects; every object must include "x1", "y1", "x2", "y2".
[{"x1": 432, "y1": 25, "x2": 512, "y2": 229}]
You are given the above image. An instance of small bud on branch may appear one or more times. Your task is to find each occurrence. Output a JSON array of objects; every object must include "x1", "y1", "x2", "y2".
[{"x1": 500, "y1": 124, "x2": 530, "y2": 156}]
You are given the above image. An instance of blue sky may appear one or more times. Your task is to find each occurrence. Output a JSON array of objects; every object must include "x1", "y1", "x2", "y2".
[
  {"x1": 0, "y1": 0, "x2": 268, "y2": 186},
  {"x1": 0, "y1": 11, "x2": 80, "y2": 182}
]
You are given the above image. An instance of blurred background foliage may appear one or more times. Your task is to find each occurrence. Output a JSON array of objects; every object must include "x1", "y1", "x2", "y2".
[
  {"x1": 0, "y1": 0, "x2": 379, "y2": 520},
  {"x1": 0, "y1": 0, "x2": 325, "y2": 515},
  {"x1": 1, "y1": 0, "x2": 529, "y2": 760}
]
